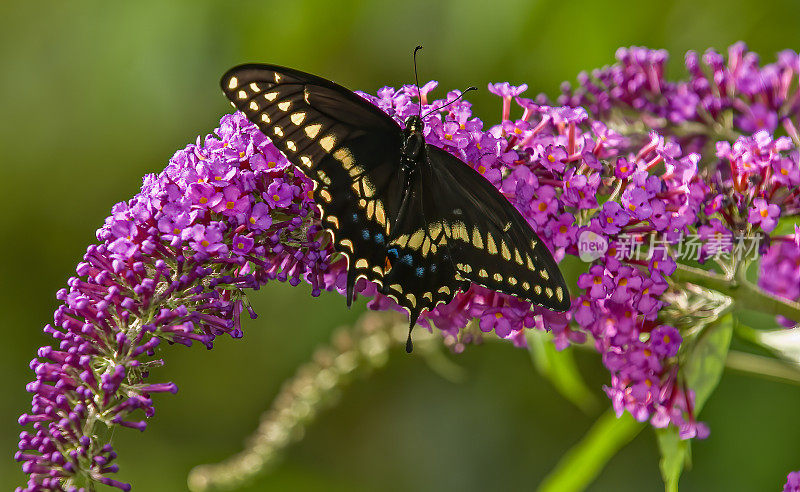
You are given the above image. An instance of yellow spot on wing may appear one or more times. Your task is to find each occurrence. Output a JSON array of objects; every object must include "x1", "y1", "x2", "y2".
[
  {"x1": 438, "y1": 286, "x2": 451, "y2": 295},
  {"x1": 326, "y1": 215, "x2": 339, "y2": 227},
  {"x1": 248, "y1": 82, "x2": 259, "y2": 91},
  {"x1": 290, "y1": 112, "x2": 306, "y2": 125},
  {"x1": 299, "y1": 155, "x2": 312, "y2": 167},
  {"x1": 249, "y1": 101, "x2": 260, "y2": 111},
  {"x1": 421, "y1": 236, "x2": 431, "y2": 257},
  {"x1": 277, "y1": 101, "x2": 291, "y2": 111},
  {"x1": 526, "y1": 254, "x2": 535, "y2": 271},
  {"x1": 534, "y1": 285, "x2": 542, "y2": 295},
  {"x1": 305, "y1": 124, "x2": 321, "y2": 139},
  {"x1": 394, "y1": 234, "x2": 410, "y2": 248},
  {"x1": 501, "y1": 241, "x2": 511, "y2": 260},
  {"x1": 508, "y1": 276, "x2": 518, "y2": 286},
  {"x1": 317, "y1": 169, "x2": 331, "y2": 185},
  {"x1": 286, "y1": 140, "x2": 297, "y2": 152},
  {"x1": 319, "y1": 189, "x2": 332, "y2": 202},
  {"x1": 361, "y1": 179, "x2": 376, "y2": 198},
  {"x1": 540, "y1": 270, "x2": 550, "y2": 280},
  {"x1": 522, "y1": 281, "x2": 530, "y2": 290},
  {"x1": 264, "y1": 92, "x2": 278, "y2": 101},
  {"x1": 472, "y1": 226, "x2": 483, "y2": 249},
  {"x1": 333, "y1": 148, "x2": 354, "y2": 168},
  {"x1": 556, "y1": 286, "x2": 563, "y2": 302},
  {"x1": 428, "y1": 222, "x2": 442, "y2": 241},
  {"x1": 237, "y1": 90, "x2": 247, "y2": 100},
  {"x1": 273, "y1": 126, "x2": 284, "y2": 137},
  {"x1": 355, "y1": 259, "x2": 368, "y2": 269},
  {"x1": 478, "y1": 268, "x2": 488, "y2": 278},
  {"x1": 227, "y1": 77, "x2": 239, "y2": 89},
  {"x1": 340, "y1": 239, "x2": 354, "y2": 252},
  {"x1": 319, "y1": 135, "x2": 336, "y2": 152},
  {"x1": 514, "y1": 248, "x2": 523, "y2": 265},
  {"x1": 493, "y1": 273, "x2": 503, "y2": 282},
  {"x1": 545, "y1": 287, "x2": 553, "y2": 298},
  {"x1": 260, "y1": 113, "x2": 271, "y2": 124},
  {"x1": 452, "y1": 221, "x2": 469, "y2": 242},
  {"x1": 374, "y1": 201, "x2": 386, "y2": 225},
  {"x1": 486, "y1": 233, "x2": 498, "y2": 254},
  {"x1": 408, "y1": 229, "x2": 425, "y2": 250},
  {"x1": 405, "y1": 293, "x2": 416, "y2": 306}
]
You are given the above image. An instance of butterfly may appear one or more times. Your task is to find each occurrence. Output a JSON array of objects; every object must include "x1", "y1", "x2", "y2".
[{"x1": 220, "y1": 51, "x2": 570, "y2": 352}]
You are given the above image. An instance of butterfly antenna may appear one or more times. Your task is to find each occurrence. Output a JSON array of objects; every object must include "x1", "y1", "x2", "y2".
[
  {"x1": 413, "y1": 45, "x2": 423, "y2": 119},
  {"x1": 422, "y1": 86, "x2": 477, "y2": 118}
]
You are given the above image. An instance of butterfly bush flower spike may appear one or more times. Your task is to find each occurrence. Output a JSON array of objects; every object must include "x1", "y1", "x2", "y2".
[{"x1": 17, "y1": 43, "x2": 800, "y2": 490}]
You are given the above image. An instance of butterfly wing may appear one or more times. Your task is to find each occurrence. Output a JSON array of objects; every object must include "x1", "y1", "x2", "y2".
[
  {"x1": 221, "y1": 64, "x2": 407, "y2": 304},
  {"x1": 375, "y1": 165, "x2": 471, "y2": 329},
  {"x1": 424, "y1": 145, "x2": 571, "y2": 311}
]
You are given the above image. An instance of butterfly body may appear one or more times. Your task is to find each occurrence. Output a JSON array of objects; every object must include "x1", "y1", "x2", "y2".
[{"x1": 221, "y1": 64, "x2": 570, "y2": 351}]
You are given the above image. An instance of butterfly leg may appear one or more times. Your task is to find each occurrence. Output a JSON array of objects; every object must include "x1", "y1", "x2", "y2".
[
  {"x1": 405, "y1": 308, "x2": 423, "y2": 353},
  {"x1": 345, "y1": 261, "x2": 357, "y2": 308}
]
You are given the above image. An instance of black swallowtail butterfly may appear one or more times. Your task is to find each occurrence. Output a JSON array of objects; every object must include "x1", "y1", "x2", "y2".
[{"x1": 221, "y1": 54, "x2": 570, "y2": 352}]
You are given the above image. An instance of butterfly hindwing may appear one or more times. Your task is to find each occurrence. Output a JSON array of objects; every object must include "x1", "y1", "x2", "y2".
[
  {"x1": 425, "y1": 145, "x2": 570, "y2": 311},
  {"x1": 312, "y1": 131, "x2": 405, "y2": 303},
  {"x1": 377, "y1": 170, "x2": 470, "y2": 325}
]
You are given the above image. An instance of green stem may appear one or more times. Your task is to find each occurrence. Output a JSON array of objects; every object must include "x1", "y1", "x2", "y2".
[
  {"x1": 671, "y1": 263, "x2": 800, "y2": 324},
  {"x1": 537, "y1": 410, "x2": 643, "y2": 492},
  {"x1": 725, "y1": 350, "x2": 800, "y2": 385}
]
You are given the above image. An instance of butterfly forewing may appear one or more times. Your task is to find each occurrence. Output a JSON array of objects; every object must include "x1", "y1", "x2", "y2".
[
  {"x1": 425, "y1": 146, "x2": 570, "y2": 311},
  {"x1": 221, "y1": 64, "x2": 408, "y2": 305}
]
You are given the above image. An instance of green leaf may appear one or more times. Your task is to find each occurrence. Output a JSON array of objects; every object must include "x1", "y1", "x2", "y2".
[
  {"x1": 772, "y1": 215, "x2": 800, "y2": 236},
  {"x1": 526, "y1": 330, "x2": 598, "y2": 413},
  {"x1": 656, "y1": 314, "x2": 734, "y2": 491},
  {"x1": 537, "y1": 410, "x2": 643, "y2": 492},
  {"x1": 656, "y1": 427, "x2": 689, "y2": 492},
  {"x1": 684, "y1": 313, "x2": 734, "y2": 412}
]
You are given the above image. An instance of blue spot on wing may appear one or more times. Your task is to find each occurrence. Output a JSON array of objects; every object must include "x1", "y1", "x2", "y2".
[
  {"x1": 401, "y1": 254, "x2": 413, "y2": 266},
  {"x1": 374, "y1": 233, "x2": 385, "y2": 244},
  {"x1": 361, "y1": 229, "x2": 370, "y2": 240},
  {"x1": 415, "y1": 266, "x2": 425, "y2": 277}
]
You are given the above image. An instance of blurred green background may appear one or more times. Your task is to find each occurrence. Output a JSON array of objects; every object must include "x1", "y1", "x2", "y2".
[{"x1": 2, "y1": 0, "x2": 800, "y2": 490}]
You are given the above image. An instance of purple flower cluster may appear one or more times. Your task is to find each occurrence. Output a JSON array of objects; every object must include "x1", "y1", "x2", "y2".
[
  {"x1": 559, "y1": 43, "x2": 800, "y2": 151},
  {"x1": 786, "y1": 471, "x2": 800, "y2": 492},
  {"x1": 16, "y1": 113, "x2": 343, "y2": 491},
  {"x1": 17, "y1": 43, "x2": 800, "y2": 490}
]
